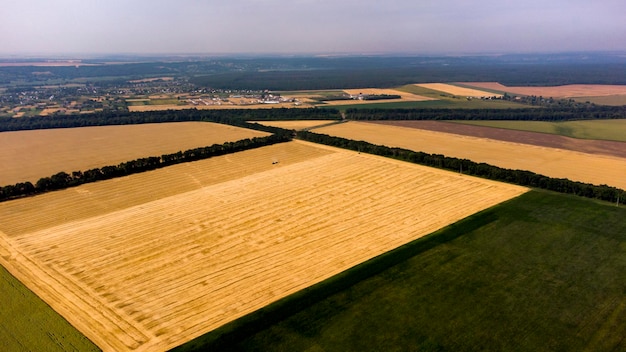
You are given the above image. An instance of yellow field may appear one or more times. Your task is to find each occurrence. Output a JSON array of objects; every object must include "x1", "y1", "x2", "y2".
[
  {"x1": 314, "y1": 122, "x2": 626, "y2": 190},
  {"x1": 0, "y1": 122, "x2": 268, "y2": 185},
  {"x1": 250, "y1": 120, "x2": 338, "y2": 130},
  {"x1": 0, "y1": 141, "x2": 526, "y2": 351},
  {"x1": 415, "y1": 83, "x2": 503, "y2": 98}
]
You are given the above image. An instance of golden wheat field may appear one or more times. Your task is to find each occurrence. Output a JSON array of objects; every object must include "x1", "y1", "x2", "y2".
[
  {"x1": 250, "y1": 120, "x2": 338, "y2": 130},
  {"x1": 0, "y1": 122, "x2": 268, "y2": 185},
  {"x1": 415, "y1": 83, "x2": 503, "y2": 98},
  {"x1": 314, "y1": 122, "x2": 626, "y2": 190},
  {"x1": 0, "y1": 140, "x2": 527, "y2": 351}
]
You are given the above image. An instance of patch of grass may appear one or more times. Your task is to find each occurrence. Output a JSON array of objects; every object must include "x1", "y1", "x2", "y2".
[
  {"x1": 22, "y1": 108, "x2": 43, "y2": 117},
  {"x1": 0, "y1": 265, "x2": 99, "y2": 352},
  {"x1": 451, "y1": 119, "x2": 626, "y2": 142},
  {"x1": 180, "y1": 191, "x2": 626, "y2": 351},
  {"x1": 125, "y1": 98, "x2": 150, "y2": 106},
  {"x1": 573, "y1": 95, "x2": 626, "y2": 106}
]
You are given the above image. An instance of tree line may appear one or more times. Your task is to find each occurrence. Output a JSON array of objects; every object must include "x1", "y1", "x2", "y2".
[
  {"x1": 0, "y1": 108, "x2": 341, "y2": 132},
  {"x1": 345, "y1": 105, "x2": 626, "y2": 121},
  {"x1": 296, "y1": 131, "x2": 625, "y2": 203},
  {"x1": 0, "y1": 134, "x2": 290, "y2": 202}
]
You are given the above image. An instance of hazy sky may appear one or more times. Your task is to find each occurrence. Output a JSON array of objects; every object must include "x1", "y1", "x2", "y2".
[{"x1": 1, "y1": 0, "x2": 624, "y2": 55}]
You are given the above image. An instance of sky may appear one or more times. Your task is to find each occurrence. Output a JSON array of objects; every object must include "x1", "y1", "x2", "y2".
[{"x1": 1, "y1": 0, "x2": 625, "y2": 56}]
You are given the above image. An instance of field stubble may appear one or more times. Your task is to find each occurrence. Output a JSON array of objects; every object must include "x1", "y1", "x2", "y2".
[{"x1": 0, "y1": 141, "x2": 526, "y2": 351}]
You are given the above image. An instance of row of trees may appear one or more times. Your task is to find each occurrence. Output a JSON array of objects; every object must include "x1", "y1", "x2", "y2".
[
  {"x1": 345, "y1": 105, "x2": 626, "y2": 121},
  {"x1": 0, "y1": 108, "x2": 341, "y2": 132},
  {"x1": 0, "y1": 134, "x2": 290, "y2": 202},
  {"x1": 296, "y1": 131, "x2": 625, "y2": 203}
]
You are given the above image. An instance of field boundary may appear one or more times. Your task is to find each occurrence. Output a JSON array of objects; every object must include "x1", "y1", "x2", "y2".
[
  {"x1": 0, "y1": 233, "x2": 151, "y2": 351},
  {"x1": 172, "y1": 206, "x2": 502, "y2": 351},
  {"x1": 0, "y1": 134, "x2": 290, "y2": 202},
  {"x1": 296, "y1": 130, "x2": 625, "y2": 203}
]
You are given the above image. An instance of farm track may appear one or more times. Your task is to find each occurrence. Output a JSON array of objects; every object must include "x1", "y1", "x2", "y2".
[{"x1": 0, "y1": 141, "x2": 526, "y2": 351}]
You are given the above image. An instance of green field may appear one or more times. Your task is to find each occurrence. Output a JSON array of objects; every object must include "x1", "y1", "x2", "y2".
[
  {"x1": 451, "y1": 119, "x2": 626, "y2": 142},
  {"x1": 177, "y1": 191, "x2": 626, "y2": 351},
  {"x1": 0, "y1": 266, "x2": 99, "y2": 352},
  {"x1": 573, "y1": 95, "x2": 626, "y2": 106}
]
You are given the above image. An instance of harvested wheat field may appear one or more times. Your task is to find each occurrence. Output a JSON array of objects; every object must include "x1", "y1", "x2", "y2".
[
  {"x1": 415, "y1": 83, "x2": 503, "y2": 98},
  {"x1": 0, "y1": 140, "x2": 527, "y2": 351},
  {"x1": 128, "y1": 102, "x2": 306, "y2": 112},
  {"x1": 0, "y1": 122, "x2": 268, "y2": 185},
  {"x1": 462, "y1": 82, "x2": 626, "y2": 98},
  {"x1": 314, "y1": 121, "x2": 626, "y2": 190},
  {"x1": 250, "y1": 120, "x2": 339, "y2": 130}
]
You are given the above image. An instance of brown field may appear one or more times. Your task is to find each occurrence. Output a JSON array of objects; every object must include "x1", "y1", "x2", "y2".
[
  {"x1": 415, "y1": 83, "x2": 503, "y2": 98},
  {"x1": 0, "y1": 141, "x2": 527, "y2": 351},
  {"x1": 314, "y1": 122, "x2": 626, "y2": 190},
  {"x1": 250, "y1": 120, "x2": 339, "y2": 130},
  {"x1": 0, "y1": 122, "x2": 268, "y2": 185},
  {"x1": 462, "y1": 82, "x2": 626, "y2": 98}
]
